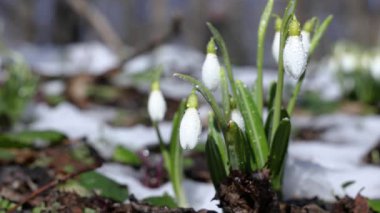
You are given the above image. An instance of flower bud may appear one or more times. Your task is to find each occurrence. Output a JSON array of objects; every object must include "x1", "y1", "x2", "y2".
[
  {"x1": 148, "y1": 81, "x2": 167, "y2": 122},
  {"x1": 284, "y1": 16, "x2": 307, "y2": 79},
  {"x1": 231, "y1": 109, "x2": 245, "y2": 131},
  {"x1": 179, "y1": 92, "x2": 202, "y2": 149},
  {"x1": 202, "y1": 39, "x2": 221, "y2": 91},
  {"x1": 272, "y1": 17, "x2": 282, "y2": 63}
]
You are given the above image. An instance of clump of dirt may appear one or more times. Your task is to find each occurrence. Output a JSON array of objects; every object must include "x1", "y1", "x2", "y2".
[
  {"x1": 218, "y1": 170, "x2": 280, "y2": 213},
  {"x1": 295, "y1": 127, "x2": 327, "y2": 141},
  {"x1": 331, "y1": 194, "x2": 373, "y2": 213}
]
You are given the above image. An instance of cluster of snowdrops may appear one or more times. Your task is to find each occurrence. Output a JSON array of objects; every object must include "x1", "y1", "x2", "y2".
[{"x1": 145, "y1": 0, "x2": 332, "y2": 207}]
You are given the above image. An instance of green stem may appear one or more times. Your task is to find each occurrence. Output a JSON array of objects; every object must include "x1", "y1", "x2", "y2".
[
  {"x1": 287, "y1": 72, "x2": 305, "y2": 115},
  {"x1": 154, "y1": 122, "x2": 188, "y2": 207},
  {"x1": 271, "y1": 0, "x2": 298, "y2": 138},
  {"x1": 153, "y1": 122, "x2": 171, "y2": 175},
  {"x1": 256, "y1": 0, "x2": 274, "y2": 117}
]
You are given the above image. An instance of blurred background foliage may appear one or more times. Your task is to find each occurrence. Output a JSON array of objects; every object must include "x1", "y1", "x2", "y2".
[{"x1": 0, "y1": 0, "x2": 379, "y2": 66}]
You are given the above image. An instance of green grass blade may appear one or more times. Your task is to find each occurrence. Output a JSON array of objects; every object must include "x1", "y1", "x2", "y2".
[
  {"x1": 256, "y1": 0, "x2": 274, "y2": 116},
  {"x1": 174, "y1": 73, "x2": 227, "y2": 130},
  {"x1": 236, "y1": 81, "x2": 269, "y2": 168},
  {"x1": 206, "y1": 23, "x2": 238, "y2": 100}
]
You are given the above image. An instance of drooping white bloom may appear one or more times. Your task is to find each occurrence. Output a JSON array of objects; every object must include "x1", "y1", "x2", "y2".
[
  {"x1": 272, "y1": 32, "x2": 280, "y2": 63},
  {"x1": 340, "y1": 53, "x2": 357, "y2": 73},
  {"x1": 231, "y1": 109, "x2": 245, "y2": 131},
  {"x1": 284, "y1": 35, "x2": 307, "y2": 79},
  {"x1": 370, "y1": 55, "x2": 380, "y2": 80},
  {"x1": 301, "y1": 31, "x2": 310, "y2": 54},
  {"x1": 179, "y1": 108, "x2": 201, "y2": 149},
  {"x1": 202, "y1": 53, "x2": 221, "y2": 91},
  {"x1": 148, "y1": 85, "x2": 166, "y2": 122}
]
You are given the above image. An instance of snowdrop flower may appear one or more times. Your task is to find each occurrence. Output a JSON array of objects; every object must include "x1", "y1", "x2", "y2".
[
  {"x1": 179, "y1": 92, "x2": 202, "y2": 149},
  {"x1": 272, "y1": 17, "x2": 282, "y2": 63},
  {"x1": 284, "y1": 16, "x2": 308, "y2": 80},
  {"x1": 148, "y1": 81, "x2": 166, "y2": 122},
  {"x1": 339, "y1": 53, "x2": 357, "y2": 73},
  {"x1": 231, "y1": 109, "x2": 245, "y2": 131},
  {"x1": 202, "y1": 38, "x2": 221, "y2": 91},
  {"x1": 370, "y1": 54, "x2": 380, "y2": 80}
]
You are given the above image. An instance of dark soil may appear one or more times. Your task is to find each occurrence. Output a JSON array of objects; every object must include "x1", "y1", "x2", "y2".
[
  {"x1": 295, "y1": 127, "x2": 327, "y2": 141},
  {"x1": 218, "y1": 170, "x2": 280, "y2": 213}
]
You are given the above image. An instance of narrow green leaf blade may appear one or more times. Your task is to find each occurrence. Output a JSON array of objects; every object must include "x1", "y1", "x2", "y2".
[
  {"x1": 225, "y1": 121, "x2": 250, "y2": 172},
  {"x1": 143, "y1": 194, "x2": 178, "y2": 208},
  {"x1": 205, "y1": 135, "x2": 228, "y2": 189},
  {"x1": 265, "y1": 109, "x2": 289, "y2": 145},
  {"x1": 255, "y1": 0, "x2": 274, "y2": 115},
  {"x1": 268, "y1": 81, "x2": 277, "y2": 111},
  {"x1": 112, "y1": 145, "x2": 141, "y2": 166},
  {"x1": 79, "y1": 171, "x2": 129, "y2": 202},
  {"x1": 236, "y1": 81, "x2": 268, "y2": 168},
  {"x1": 208, "y1": 112, "x2": 229, "y2": 173},
  {"x1": 268, "y1": 118, "x2": 291, "y2": 178},
  {"x1": 0, "y1": 130, "x2": 66, "y2": 148},
  {"x1": 220, "y1": 67, "x2": 231, "y2": 118},
  {"x1": 309, "y1": 15, "x2": 333, "y2": 56}
]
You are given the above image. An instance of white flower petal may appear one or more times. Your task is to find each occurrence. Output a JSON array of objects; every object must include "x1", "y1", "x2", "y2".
[
  {"x1": 148, "y1": 90, "x2": 166, "y2": 122},
  {"x1": 272, "y1": 32, "x2": 280, "y2": 63},
  {"x1": 284, "y1": 36, "x2": 307, "y2": 80},
  {"x1": 179, "y1": 108, "x2": 201, "y2": 149},
  {"x1": 202, "y1": 53, "x2": 220, "y2": 91},
  {"x1": 301, "y1": 31, "x2": 310, "y2": 54},
  {"x1": 340, "y1": 53, "x2": 357, "y2": 73},
  {"x1": 231, "y1": 109, "x2": 245, "y2": 131}
]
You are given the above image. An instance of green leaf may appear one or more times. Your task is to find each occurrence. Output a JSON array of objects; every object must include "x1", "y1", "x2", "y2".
[
  {"x1": 173, "y1": 73, "x2": 227, "y2": 130},
  {"x1": 143, "y1": 194, "x2": 178, "y2": 208},
  {"x1": 268, "y1": 81, "x2": 277, "y2": 111},
  {"x1": 206, "y1": 23, "x2": 238, "y2": 100},
  {"x1": 0, "y1": 130, "x2": 66, "y2": 148},
  {"x1": 225, "y1": 121, "x2": 250, "y2": 172},
  {"x1": 236, "y1": 81, "x2": 268, "y2": 168},
  {"x1": 368, "y1": 199, "x2": 380, "y2": 212},
  {"x1": 78, "y1": 171, "x2": 129, "y2": 202},
  {"x1": 208, "y1": 113, "x2": 229, "y2": 173},
  {"x1": 255, "y1": 0, "x2": 274, "y2": 115},
  {"x1": 309, "y1": 15, "x2": 333, "y2": 56},
  {"x1": 205, "y1": 135, "x2": 228, "y2": 189},
  {"x1": 112, "y1": 145, "x2": 141, "y2": 166},
  {"x1": 268, "y1": 118, "x2": 291, "y2": 178},
  {"x1": 341, "y1": 180, "x2": 355, "y2": 190},
  {"x1": 265, "y1": 109, "x2": 289, "y2": 145},
  {"x1": 220, "y1": 67, "x2": 231, "y2": 118}
]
